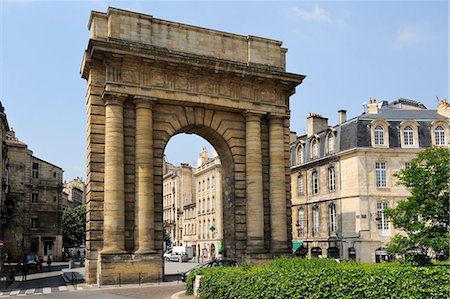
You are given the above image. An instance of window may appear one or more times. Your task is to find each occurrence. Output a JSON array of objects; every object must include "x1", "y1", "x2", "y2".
[
  {"x1": 297, "y1": 175, "x2": 304, "y2": 196},
  {"x1": 207, "y1": 197, "x2": 210, "y2": 212},
  {"x1": 53, "y1": 196, "x2": 56, "y2": 202},
  {"x1": 327, "y1": 134, "x2": 335, "y2": 154},
  {"x1": 297, "y1": 145, "x2": 304, "y2": 164},
  {"x1": 374, "y1": 125, "x2": 384, "y2": 145},
  {"x1": 375, "y1": 162, "x2": 387, "y2": 187},
  {"x1": 198, "y1": 182, "x2": 201, "y2": 192},
  {"x1": 212, "y1": 176, "x2": 215, "y2": 187},
  {"x1": 53, "y1": 171, "x2": 56, "y2": 178},
  {"x1": 212, "y1": 196, "x2": 215, "y2": 211},
  {"x1": 207, "y1": 178, "x2": 210, "y2": 189},
  {"x1": 311, "y1": 140, "x2": 319, "y2": 158},
  {"x1": 32, "y1": 162, "x2": 39, "y2": 178},
  {"x1": 403, "y1": 126, "x2": 414, "y2": 145},
  {"x1": 405, "y1": 162, "x2": 411, "y2": 169},
  {"x1": 434, "y1": 126, "x2": 446, "y2": 145},
  {"x1": 377, "y1": 202, "x2": 389, "y2": 235},
  {"x1": 32, "y1": 192, "x2": 39, "y2": 203},
  {"x1": 312, "y1": 171, "x2": 319, "y2": 194},
  {"x1": 328, "y1": 167, "x2": 335, "y2": 192},
  {"x1": 297, "y1": 208, "x2": 305, "y2": 237},
  {"x1": 329, "y1": 203, "x2": 336, "y2": 234},
  {"x1": 31, "y1": 217, "x2": 38, "y2": 229},
  {"x1": 202, "y1": 180, "x2": 205, "y2": 191},
  {"x1": 313, "y1": 205, "x2": 320, "y2": 236}
]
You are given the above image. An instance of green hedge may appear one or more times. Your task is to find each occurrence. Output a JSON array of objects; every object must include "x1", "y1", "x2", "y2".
[{"x1": 186, "y1": 258, "x2": 449, "y2": 298}]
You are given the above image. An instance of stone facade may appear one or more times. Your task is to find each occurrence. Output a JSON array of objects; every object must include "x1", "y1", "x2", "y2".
[
  {"x1": 290, "y1": 99, "x2": 449, "y2": 263},
  {"x1": 63, "y1": 177, "x2": 86, "y2": 208},
  {"x1": 81, "y1": 7, "x2": 304, "y2": 285},
  {"x1": 191, "y1": 148, "x2": 222, "y2": 260},
  {"x1": 2, "y1": 128, "x2": 63, "y2": 261}
]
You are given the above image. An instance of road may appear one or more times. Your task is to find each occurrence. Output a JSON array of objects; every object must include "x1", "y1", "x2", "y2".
[{"x1": 0, "y1": 261, "x2": 199, "y2": 298}]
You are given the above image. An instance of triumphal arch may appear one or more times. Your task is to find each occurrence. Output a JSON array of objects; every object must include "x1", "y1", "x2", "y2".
[{"x1": 81, "y1": 7, "x2": 304, "y2": 285}]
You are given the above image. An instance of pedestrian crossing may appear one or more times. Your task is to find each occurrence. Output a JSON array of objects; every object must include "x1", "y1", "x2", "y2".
[{"x1": 0, "y1": 285, "x2": 88, "y2": 297}]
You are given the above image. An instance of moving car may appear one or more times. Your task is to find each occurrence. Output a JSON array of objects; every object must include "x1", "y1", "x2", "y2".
[{"x1": 180, "y1": 258, "x2": 238, "y2": 282}]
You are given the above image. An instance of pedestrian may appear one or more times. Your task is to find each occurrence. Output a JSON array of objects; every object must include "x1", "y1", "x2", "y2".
[
  {"x1": 20, "y1": 261, "x2": 28, "y2": 281},
  {"x1": 38, "y1": 255, "x2": 44, "y2": 271},
  {"x1": 46, "y1": 254, "x2": 52, "y2": 271}
]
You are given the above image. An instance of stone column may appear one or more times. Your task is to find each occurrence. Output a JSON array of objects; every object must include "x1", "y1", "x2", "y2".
[
  {"x1": 102, "y1": 93, "x2": 126, "y2": 254},
  {"x1": 245, "y1": 112, "x2": 265, "y2": 251},
  {"x1": 134, "y1": 97, "x2": 156, "y2": 254},
  {"x1": 269, "y1": 115, "x2": 288, "y2": 252}
]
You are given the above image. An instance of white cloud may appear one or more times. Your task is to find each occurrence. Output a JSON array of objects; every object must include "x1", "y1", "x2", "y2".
[
  {"x1": 397, "y1": 27, "x2": 426, "y2": 43},
  {"x1": 290, "y1": 4, "x2": 331, "y2": 23}
]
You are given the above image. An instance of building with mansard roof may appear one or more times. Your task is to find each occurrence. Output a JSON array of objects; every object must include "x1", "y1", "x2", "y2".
[{"x1": 290, "y1": 98, "x2": 449, "y2": 263}]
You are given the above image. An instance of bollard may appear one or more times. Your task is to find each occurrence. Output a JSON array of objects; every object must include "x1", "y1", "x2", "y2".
[
  {"x1": 139, "y1": 272, "x2": 141, "y2": 286},
  {"x1": 118, "y1": 273, "x2": 121, "y2": 287},
  {"x1": 158, "y1": 272, "x2": 160, "y2": 285}
]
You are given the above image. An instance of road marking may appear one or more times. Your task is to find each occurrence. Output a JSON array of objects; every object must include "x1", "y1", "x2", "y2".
[
  {"x1": 43, "y1": 287, "x2": 51, "y2": 294},
  {"x1": 10, "y1": 290, "x2": 20, "y2": 296},
  {"x1": 25, "y1": 289, "x2": 35, "y2": 294},
  {"x1": 58, "y1": 286, "x2": 68, "y2": 291}
]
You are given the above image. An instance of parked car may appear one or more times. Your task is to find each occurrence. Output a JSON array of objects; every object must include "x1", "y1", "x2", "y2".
[
  {"x1": 180, "y1": 258, "x2": 238, "y2": 282},
  {"x1": 163, "y1": 249, "x2": 172, "y2": 259},
  {"x1": 166, "y1": 252, "x2": 190, "y2": 262}
]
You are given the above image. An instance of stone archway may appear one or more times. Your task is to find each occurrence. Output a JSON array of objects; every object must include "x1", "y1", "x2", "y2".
[{"x1": 81, "y1": 7, "x2": 304, "y2": 285}]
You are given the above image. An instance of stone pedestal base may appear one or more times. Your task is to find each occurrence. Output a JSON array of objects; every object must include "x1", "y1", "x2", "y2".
[{"x1": 97, "y1": 252, "x2": 163, "y2": 286}]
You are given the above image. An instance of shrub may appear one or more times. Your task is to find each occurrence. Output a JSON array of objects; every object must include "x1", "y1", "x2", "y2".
[{"x1": 186, "y1": 258, "x2": 450, "y2": 298}]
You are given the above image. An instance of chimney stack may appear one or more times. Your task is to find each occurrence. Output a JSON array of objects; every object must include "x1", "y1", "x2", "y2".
[
  {"x1": 367, "y1": 99, "x2": 379, "y2": 114},
  {"x1": 338, "y1": 110, "x2": 347, "y2": 124},
  {"x1": 307, "y1": 113, "x2": 328, "y2": 138}
]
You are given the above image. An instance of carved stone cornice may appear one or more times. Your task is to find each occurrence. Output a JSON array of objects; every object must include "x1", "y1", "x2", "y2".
[
  {"x1": 102, "y1": 91, "x2": 128, "y2": 106},
  {"x1": 133, "y1": 96, "x2": 158, "y2": 109}
]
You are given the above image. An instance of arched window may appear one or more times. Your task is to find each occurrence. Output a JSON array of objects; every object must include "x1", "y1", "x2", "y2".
[
  {"x1": 311, "y1": 140, "x2": 319, "y2": 158},
  {"x1": 403, "y1": 126, "x2": 414, "y2": 145},
  {"x1": 297, "y1": 145, "x2": 304, "y2": 164},
  {"x1": 327, "y1": 134, "x2": 335, "y2": 154},
  {"x1": 297, "y1": 207, "x2": 305, "y2": 237},
  {"x1": 313, "y1": 205, "x2": 320, "y2": 236},
  {"x1": 329, "y1": 203, "x2": 336, "y2": 233},
  {"x1": 434, "y1": 126, "x2": 446, "y2": 145},
  {"x1": 328, "y1": 166, "x2": 335, "y2": 192},
  {"x1": 374, "y1": 125, "x2": 384, "y2": 145},
  {"x1": 312, "y1": 171, "x2": 319, "y2": 194}
]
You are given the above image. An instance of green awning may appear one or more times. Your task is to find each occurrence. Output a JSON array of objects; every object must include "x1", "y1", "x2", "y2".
[{"x1": 292, "y1": 241, "x2": 303, "y2": 251}]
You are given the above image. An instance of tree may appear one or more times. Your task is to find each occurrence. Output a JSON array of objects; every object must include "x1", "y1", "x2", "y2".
[
  {"x1": 62, "y1": 205, "x2": 86, "y2": 247},
  {"x1": 385, "y1": 147, "x2": 450, "y2": 262}
]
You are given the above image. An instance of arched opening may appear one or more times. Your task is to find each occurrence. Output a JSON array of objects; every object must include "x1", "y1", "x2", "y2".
[
  {"x1": 311, "y1": 247, "x2": 322, "y2": 258},
  {"x1": 162, "y1": 128, "x2": 232, "y2": 270}
]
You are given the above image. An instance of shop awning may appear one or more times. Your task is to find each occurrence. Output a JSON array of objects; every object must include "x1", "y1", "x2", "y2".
[{"x1": 292, "y1": 241, "x2": 303, "y2": 251}]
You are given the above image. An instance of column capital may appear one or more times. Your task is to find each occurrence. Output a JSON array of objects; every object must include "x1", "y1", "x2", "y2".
[
  {"x1": 133, "y1": 96, "x2": 158, "y2": 109},
  {"x1": 102, "y1": 91, "x2": 128, "y2": 106},
  {"x1": 244, "y1": 110, "x2": 264, "y2": 120},
  {"x1": 268, "y1": 113, "x2": 285, "y2": 124}
]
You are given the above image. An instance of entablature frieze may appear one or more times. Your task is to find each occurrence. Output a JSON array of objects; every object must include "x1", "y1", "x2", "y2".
[{"x1": 103, "y1": 82, "x2": 290, "y2": 117}]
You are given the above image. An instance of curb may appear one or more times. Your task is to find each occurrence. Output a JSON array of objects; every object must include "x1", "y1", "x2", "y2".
[{"x1": 171, "y1": 290, "x2": 194, "y2": 299}]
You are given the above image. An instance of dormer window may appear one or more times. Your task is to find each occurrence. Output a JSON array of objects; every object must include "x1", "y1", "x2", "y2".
[
  {"x1": 400, "y1": 120, "x2": 419, "y2": 148},
  {"x1": 370, "y1": 119, "x2": 390, "y2": 148},
  {"x1": 403, "y1": 126, "x2": 414, "y2": 145},
  {"x1": 434, "y1": 126, "x2": 445, "y2": 145},
  {"x1": 311, "y1": 139, "x2": 319, "y2": 159},
  {"x1": 326, "y1": 132, "x2": 335, "y2": 154},
  {"x1": 296, "y1": 144, "x2": 304, "y2": 165},
  {"x1": 374, "y1": 125, "x2": 384, "y2": 145},
  {"x1": 431, "y1": 121, "x2": 448, "y2": 146}
]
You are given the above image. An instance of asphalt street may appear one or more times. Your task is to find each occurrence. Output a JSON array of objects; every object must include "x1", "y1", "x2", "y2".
[{"x1": 0, "y1": 260, "x2": 199, "y2": 298}]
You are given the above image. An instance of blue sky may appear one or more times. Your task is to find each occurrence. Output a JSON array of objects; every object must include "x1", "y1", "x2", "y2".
[{"x1": 1, "y1": 1, "x2": 448, "y2": 181}]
